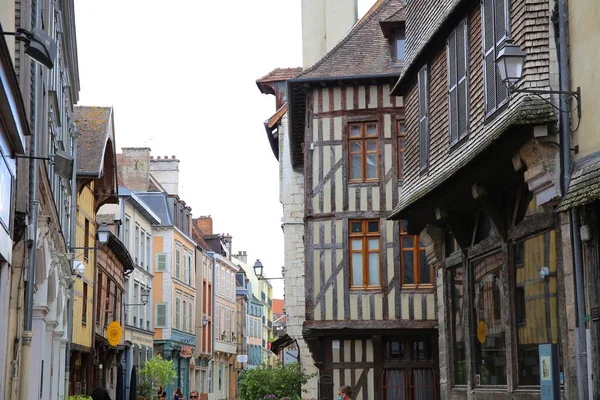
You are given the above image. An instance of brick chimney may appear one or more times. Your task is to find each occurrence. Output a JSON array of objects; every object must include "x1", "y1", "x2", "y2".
[
  {"x1": 193, "y1": 216, "x2": 213, "y2": 235},
  {"x1": 234, "y1": 250, "x2": 248, "y2": 264},
  {"x1": 118, "y1": 147, "x2": 151, "y2": 191},
  {"x1": 150, "y1": 155, "x2": 180, "y2": 196}
]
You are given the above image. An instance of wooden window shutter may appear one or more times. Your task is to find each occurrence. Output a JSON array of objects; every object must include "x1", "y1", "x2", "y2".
[
  {"x1": 457, "y1": 20, "x2": 468, "y2": 139},
  {"x1": 418, "y1": 65, "x2": 429, "y2": 171},
  {"x1": 155, "y1": 303, "x2": 167, "y2": 327},
  {"x1": 482, "y1": 0, "x2": 497, "y2": 114},
  {"x1": 156, "y1": 253, "x2": 168, "y2": 272},
  {"x1": 176, "y1": 298, "x2": 181, "y2": 329},
  {"x1": 494, "y1": 0, "x2": 508, "y2": 104},
  {"x1": 447, "y1": 30, "x2": 458, "y2": 144}
]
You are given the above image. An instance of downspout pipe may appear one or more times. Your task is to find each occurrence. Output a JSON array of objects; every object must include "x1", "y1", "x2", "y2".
[
  {"x1": 20, "y1": 0, "x2": 43, "y2": 395},
  {"x1": 557, "y1": 0, "x2": 589, "y2": 397},
  {"x1": 65, "y1": 125, "x2": 79, "y2": 397}
]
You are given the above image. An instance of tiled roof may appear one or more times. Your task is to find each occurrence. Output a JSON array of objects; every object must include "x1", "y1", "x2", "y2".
[
  {"x1": 74, "y1": 106, "x2": 113, "y2": 176},
  {"x1": 135, "y1": 192, "x2": 173, "y2": 226},
  {"x1": 257, "y1": 68, "x2": 303, "y2": 83},
  {"x1": 192, "y1": 225, "x2": 211, "y2": 251},
  {"x1": 556, "y1": 159, "x2": 600, "y2": 212},
  {"x1": 294, "y1": 0, "x2": 406, "y2": 80},
  {"x1": 272, "y1": 299, "x2": 285, "y2": 315}
]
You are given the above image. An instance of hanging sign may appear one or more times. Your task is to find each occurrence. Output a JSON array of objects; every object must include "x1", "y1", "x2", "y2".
[
  {"x1": 477, "y1": 321, "x2": 487, "y2": 344},
  {"x1": 107, "y1": 321, "x2": 122, "y2": 346}
]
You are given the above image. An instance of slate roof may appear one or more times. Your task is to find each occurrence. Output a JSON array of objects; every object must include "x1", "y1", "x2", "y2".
[
  {"x1": 556, "y1": 159, "x2": 600, "y2": 212},
  {"x1": 136, "y1": 192, "x2": 173, "y2": 226},
  {"x1": 294, "y1": 0, "x2": 406, "y2": 81},
  {"x1": 74, "y1": 106, "x2": 113, "y2": 176}
]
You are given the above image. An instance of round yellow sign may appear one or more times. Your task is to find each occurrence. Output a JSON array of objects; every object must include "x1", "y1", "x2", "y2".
[
  {"x1": 477, "y1": 320, "x2": 487, "y2": 344},
  {"x1": 107, "y1": 321, "x2": 122, "y2": 347}
]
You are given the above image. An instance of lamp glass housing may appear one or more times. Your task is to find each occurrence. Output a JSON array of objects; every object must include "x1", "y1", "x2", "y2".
[
  {"x1": 496, "y1": 42, "x2": 525, "y2": 86},
  {"x1": 253, "y1": 259, "x2": 264, "y2": 278},
  {"x1": 97, "y1": 223, "x2": 110, "y2": 244},
  {"x1": 202, "y1": 316, "x2": 208, "y2": 326},
  {"x1": 141, "y1": 288, "x2": 150, "y2": 304}
]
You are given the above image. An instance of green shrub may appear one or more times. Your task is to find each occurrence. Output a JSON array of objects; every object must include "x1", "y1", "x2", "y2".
[
  {"x1": 238, "y1": 363, "x2": 312, "y2": 400},
  {"x1": 67, "y1": 396, "x2": 92, "y2": 400},
  {"x1": 137, "y1": 355, "x2": 177, "y2": 400}
]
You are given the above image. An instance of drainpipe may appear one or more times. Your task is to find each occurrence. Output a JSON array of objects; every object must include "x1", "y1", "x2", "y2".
[
  {"x1": 65, "y1": 124, "x2": 79, "y2": 397},
  {"x1": 557, "y1": 0, "x2": 589, "y2": 397}
]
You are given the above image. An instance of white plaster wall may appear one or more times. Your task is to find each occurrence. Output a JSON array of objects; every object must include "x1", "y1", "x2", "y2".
[{"x1": 279, "y1": 114, "x2": 319, "y2": 399}]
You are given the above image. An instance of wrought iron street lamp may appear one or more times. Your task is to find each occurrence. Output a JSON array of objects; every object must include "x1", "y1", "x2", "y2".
[
  {"x1": 1, "y1": 28, "x2": 57, "y2": 69},
  {"x1": 125, "y1": 287, "x2": 150, "y2": 307},
  {"x1": 202, "y1": 316, "x2": 208, "y2": 326},
  {"x1": 496, "y1": 40, "x2": 582, "y2": 119},
  {"x1": 253, "y1": 259, "x2": 284, "y2": 281}
]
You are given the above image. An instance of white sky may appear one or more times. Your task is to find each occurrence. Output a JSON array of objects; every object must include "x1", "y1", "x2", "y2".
[{"x1": 74, "y1": 0, "x2": 373, "y2": 298}]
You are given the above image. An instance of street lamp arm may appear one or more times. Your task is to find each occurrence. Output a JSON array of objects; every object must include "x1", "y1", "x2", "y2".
[
  {"x1": 258, "y1": 277, "x2": 285, "y2": 281},
  {"x1": 124, "y1": 303, "x2": 148, "y2": 307},
  {"x1": 509, "y1": 86, "x2": 581, "y2": 121}
]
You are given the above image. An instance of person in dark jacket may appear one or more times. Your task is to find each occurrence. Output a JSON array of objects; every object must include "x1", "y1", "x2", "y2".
[{"x1": 91, "y1": 387, "x2": 111, "y2": 400}]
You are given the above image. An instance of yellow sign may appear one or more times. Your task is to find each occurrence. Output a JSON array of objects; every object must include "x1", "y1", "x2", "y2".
[
  {"x1": 107, "y1": 321, "x2": 122, "y2": 346},
  {"x1": 477, "y1": 320, "x2": 487, "y2": 344}
]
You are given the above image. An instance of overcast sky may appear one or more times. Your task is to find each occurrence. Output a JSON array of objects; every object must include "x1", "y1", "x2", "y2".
[{"x1": 74, "y1": 0, "x2": 373, "y2": 298}]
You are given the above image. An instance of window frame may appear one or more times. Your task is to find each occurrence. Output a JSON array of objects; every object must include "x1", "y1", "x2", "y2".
[
  {"x1": 391, "y1": 31, "x2": 406, "y2": 63},
  {"x1": 349, "y1": 219, "x2": 382, "y2": 290},
  {"x1": 348, "y1": 121, "x2": 380, "y2": 183},
  {"x1": 397, "y1": 120, "x2": 406, "y2": 180},
  {"x1": 400, "y1": 221, "x2": 432, "y2": 288},
  {"x1": 482, "y1": 0, "x2": 510, "y2": 117},
  {"x1": 418, "y1": 65, "x2": 430, "y2": 173}
]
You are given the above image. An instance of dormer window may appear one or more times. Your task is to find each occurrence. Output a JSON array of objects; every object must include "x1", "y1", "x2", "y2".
[{"x1": 392, "y1": 33, "x2": 406, "y2": 62}]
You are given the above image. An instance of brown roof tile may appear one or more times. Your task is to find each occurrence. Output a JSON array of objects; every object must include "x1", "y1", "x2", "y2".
[
  {"x1": 74, "y1": 106, "x2": 113, "y2": 176},
  {"x1": 295, "y1": 0, "x2": 406, "y2": 80},
  {"x1": 257, "y1": 67, "x2": 303, "y2": 83}
]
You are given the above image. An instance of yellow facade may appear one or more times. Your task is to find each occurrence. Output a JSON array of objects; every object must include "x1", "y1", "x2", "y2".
[{"x1": 73, "y1": 182, "x2": 97, "y2": 349}]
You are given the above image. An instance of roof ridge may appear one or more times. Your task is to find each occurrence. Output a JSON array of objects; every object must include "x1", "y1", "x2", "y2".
[{"x1": 296, "y1": 0, "x2": 391, "y2": 79}]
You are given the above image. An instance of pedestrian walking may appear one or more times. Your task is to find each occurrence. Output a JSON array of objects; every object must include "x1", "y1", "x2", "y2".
[
  {"x1": 338, "y1": 385, "x2": 352, "y2": 400},
  {"x1": 91, "y1": 387, "x2": 111, "y2": 400}
]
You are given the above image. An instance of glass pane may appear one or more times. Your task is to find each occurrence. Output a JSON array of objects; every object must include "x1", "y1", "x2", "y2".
[
  {"x1": 514, "y1": 231, "x2": 561, "y2": 386},
  {"x1": 395, "y1": 37, "x2": 406, "y2": 60},
  {"x1": 351, "y1": 155, "x2": 362, "y2": 180},
  {"x1": 420, "y1": 250, "x2": 430, "y2": 284},
  {"x1": 368, "y1": 252, "x2": 380, "y2": 285},
  {"x1": 413, "y1": 340, "x2": 429, "y2": 361},
  {"x1": 452, "y1": 267, "x2": 467, "y2": 385},
  {"x1": 366, "y1": 154, "x2": 377, "y2": 179},
  {"x1": 351, "y1": 140, "x2": 362, "y2": 152},
  {"x1": 473, "y1": 253, "x2": 506, "y2": 386},
  {"x1": 366, "y1": 123, "x2": 377, "y2": 136},
  {"x1": 351, "y1": 222, "x2": 363, "y2": 233},
  {"x1": 352, "y1": 253, "x2": 363, "y2": 286},
  {"x1": 368, "y1": 220, "x2": 379, "y2": 233},
  {"x1": 351, "y1": 239, "x2": 363, "y2": 250},
  {"x1": 402, "y1": 251, "x2": 414, "y2": 284},
  {"x1": 402, "y1": 237, "x2": 414, "y2": 248},
  {"x1": 399, "y1": 123, "x2": 406, "y2": 134},
  {"x1": 350, "y1": 125, "x2": 361, "y2": 137},
  {"x1": 400, "y1": 220, "x2": 408, "y2": 233},
  {"x1": 366, "y1": 139, "x2": 377, "y2": 151},
  {"x1": 389, "y1": 342, "x2": 404, "y2": 359},
  {"x1": 368, "y1": 238, "x2": 379, "y2": 250}
]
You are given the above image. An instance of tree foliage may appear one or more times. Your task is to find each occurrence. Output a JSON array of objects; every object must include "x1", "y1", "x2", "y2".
[
  {"x1": 137, "y1": 355, "x2": 177, "y2": 399},
  {"x1": 238, "y1": 363, "x2": 311, "y2": 400}
]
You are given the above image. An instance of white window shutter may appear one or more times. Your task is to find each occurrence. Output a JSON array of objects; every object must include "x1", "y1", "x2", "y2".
[{"x1": 155, "y1": 303, "x2": 167, "y2": 327}]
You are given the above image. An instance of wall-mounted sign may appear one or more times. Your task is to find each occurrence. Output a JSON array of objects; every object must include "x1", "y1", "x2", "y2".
[
  {"x1": 237, "y1": 354, "x2": 248, "y2": 363},
  {"x1": 180, "y1": 345, "x2": 193, "y2": 358},
  {"x1": 477, "y1": 321, "x2": 487, "y2": 344},
  {"x1": 107, "y1": 321, "x2": 122, "y2": 346},
  {"x1": 540, "y1": 344, "x2": 560, "y2": 399}
]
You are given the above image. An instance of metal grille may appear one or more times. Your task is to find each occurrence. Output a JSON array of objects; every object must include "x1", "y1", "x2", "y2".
[{"x1": 383, "y1": 368, "x2": 438, "y2": 400}]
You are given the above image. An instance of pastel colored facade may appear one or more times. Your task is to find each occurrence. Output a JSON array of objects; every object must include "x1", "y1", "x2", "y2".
[
  {"x1": 210, "y1": 252, "x2": 238, "y2": 400},
  {"x1": 247, "y1": 296, "x2": 264, "y2": 367}
]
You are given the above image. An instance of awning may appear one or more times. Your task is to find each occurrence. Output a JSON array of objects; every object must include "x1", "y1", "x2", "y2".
[
  {"x1": 270, "y1": 334, "x2": 296, "y2": 355},
  {"x1": 556, "y1": 160, "x2": 600, "y2": 212}
]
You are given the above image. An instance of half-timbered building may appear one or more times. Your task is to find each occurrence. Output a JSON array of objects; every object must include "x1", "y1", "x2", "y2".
[
  {"x1": 282, "y1": 1, "x2": 439, "y2": 398},
  {"x1": 389, "y1": 0, "x2": 575, "y2": 398}
]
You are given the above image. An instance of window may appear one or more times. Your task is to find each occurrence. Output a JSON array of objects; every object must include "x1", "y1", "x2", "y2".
[
  {"x1": 156, "y1": 253, "x2": 167, "y2": 272},
  {"x1": 183, "y1": 252, "x2": 189, "y2": 284},
  {"x1": 451, "y1": 266, "x2": 467, "y2": 385},
  {"x1": 188, "y1": 253, "x2": 193, "y2": 284},
  {"x1": 84, "y1": 218, "x2": 90, "y2": 260},
  {"x1": 189, "y1": 302, "x2": 193, "y2": 333},
  {"x1": 176, "y1": 297, "x2": 181, "y2": 330},
  {"x1": 349, "y1": 219, "x2": 381, "y2": 288},
  {"x1": 349, "y1": 122, "x2": 379, "y2": 182},
  {"x1": 133, "y1": 283, "x2": 139, "y2": 326},
  {"x1": 124, "y1": 216, "x2": 130, "y2": 248},
  {"x1": 176, "y1": 245, "x2": 181, "y2": 279},
  {"x1": 96, "y1": 272, "x2": 103, "y2": 325},
  {"x1": 400, "y1": 221, "x2": 430, "y2": 287},
  {"x1": 183, "y1": 300, "x2": 187, "y2": 332},
  {"x1": 391, "y1": 32, "x2": 405, "y2": 62},
  {"x1": 482, "y1": 0, "x2": 509, "y2": 115},
  {"x1": 514, "y1": 231, "x2": 560, "y2": 386},
  {"x1": 140, "y1": 229, "x2": 146, "y2": 268},
  {"x1": 146, "y1": 234, "x2": 151, "y2": 271},
  {"x1": 473, "y1": 253, "x2": 506, "y2": 386},
  {"x1": 447, "y1": 19, "x2": 469, "y2": 144},
  {"x1": 155, "y1": 303, "x2": 167, "y2": 328},
  {"x1": 134, "y1": 225, "x2": 140, "y2": 264},
  {"x1": 82, "y1": 282, "x2": 88, "y2": 324},
  {"x1": 397, "y1": 121, "x2": 406, "y2": 179},
  {"x1": 418, "y1": 65, "x2": 429, "y2": 171}
]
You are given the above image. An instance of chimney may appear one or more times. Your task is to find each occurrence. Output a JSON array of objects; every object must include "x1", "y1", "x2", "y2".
[
  {"x1": 235, "y1": 251, "x2": 248, "y2": 264},
  {"x1": 193, "y1": 216, "x2": 213, "y2": 235},
  {"x1": 150, "y1": 155, "x2": 180, "y2": 196},
  {"x1": 302, "y1": 0, "x2": 358, "y2": 68},
  {"x1": 118, "y1": 147, "x2": 152, "y2": 191}
]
